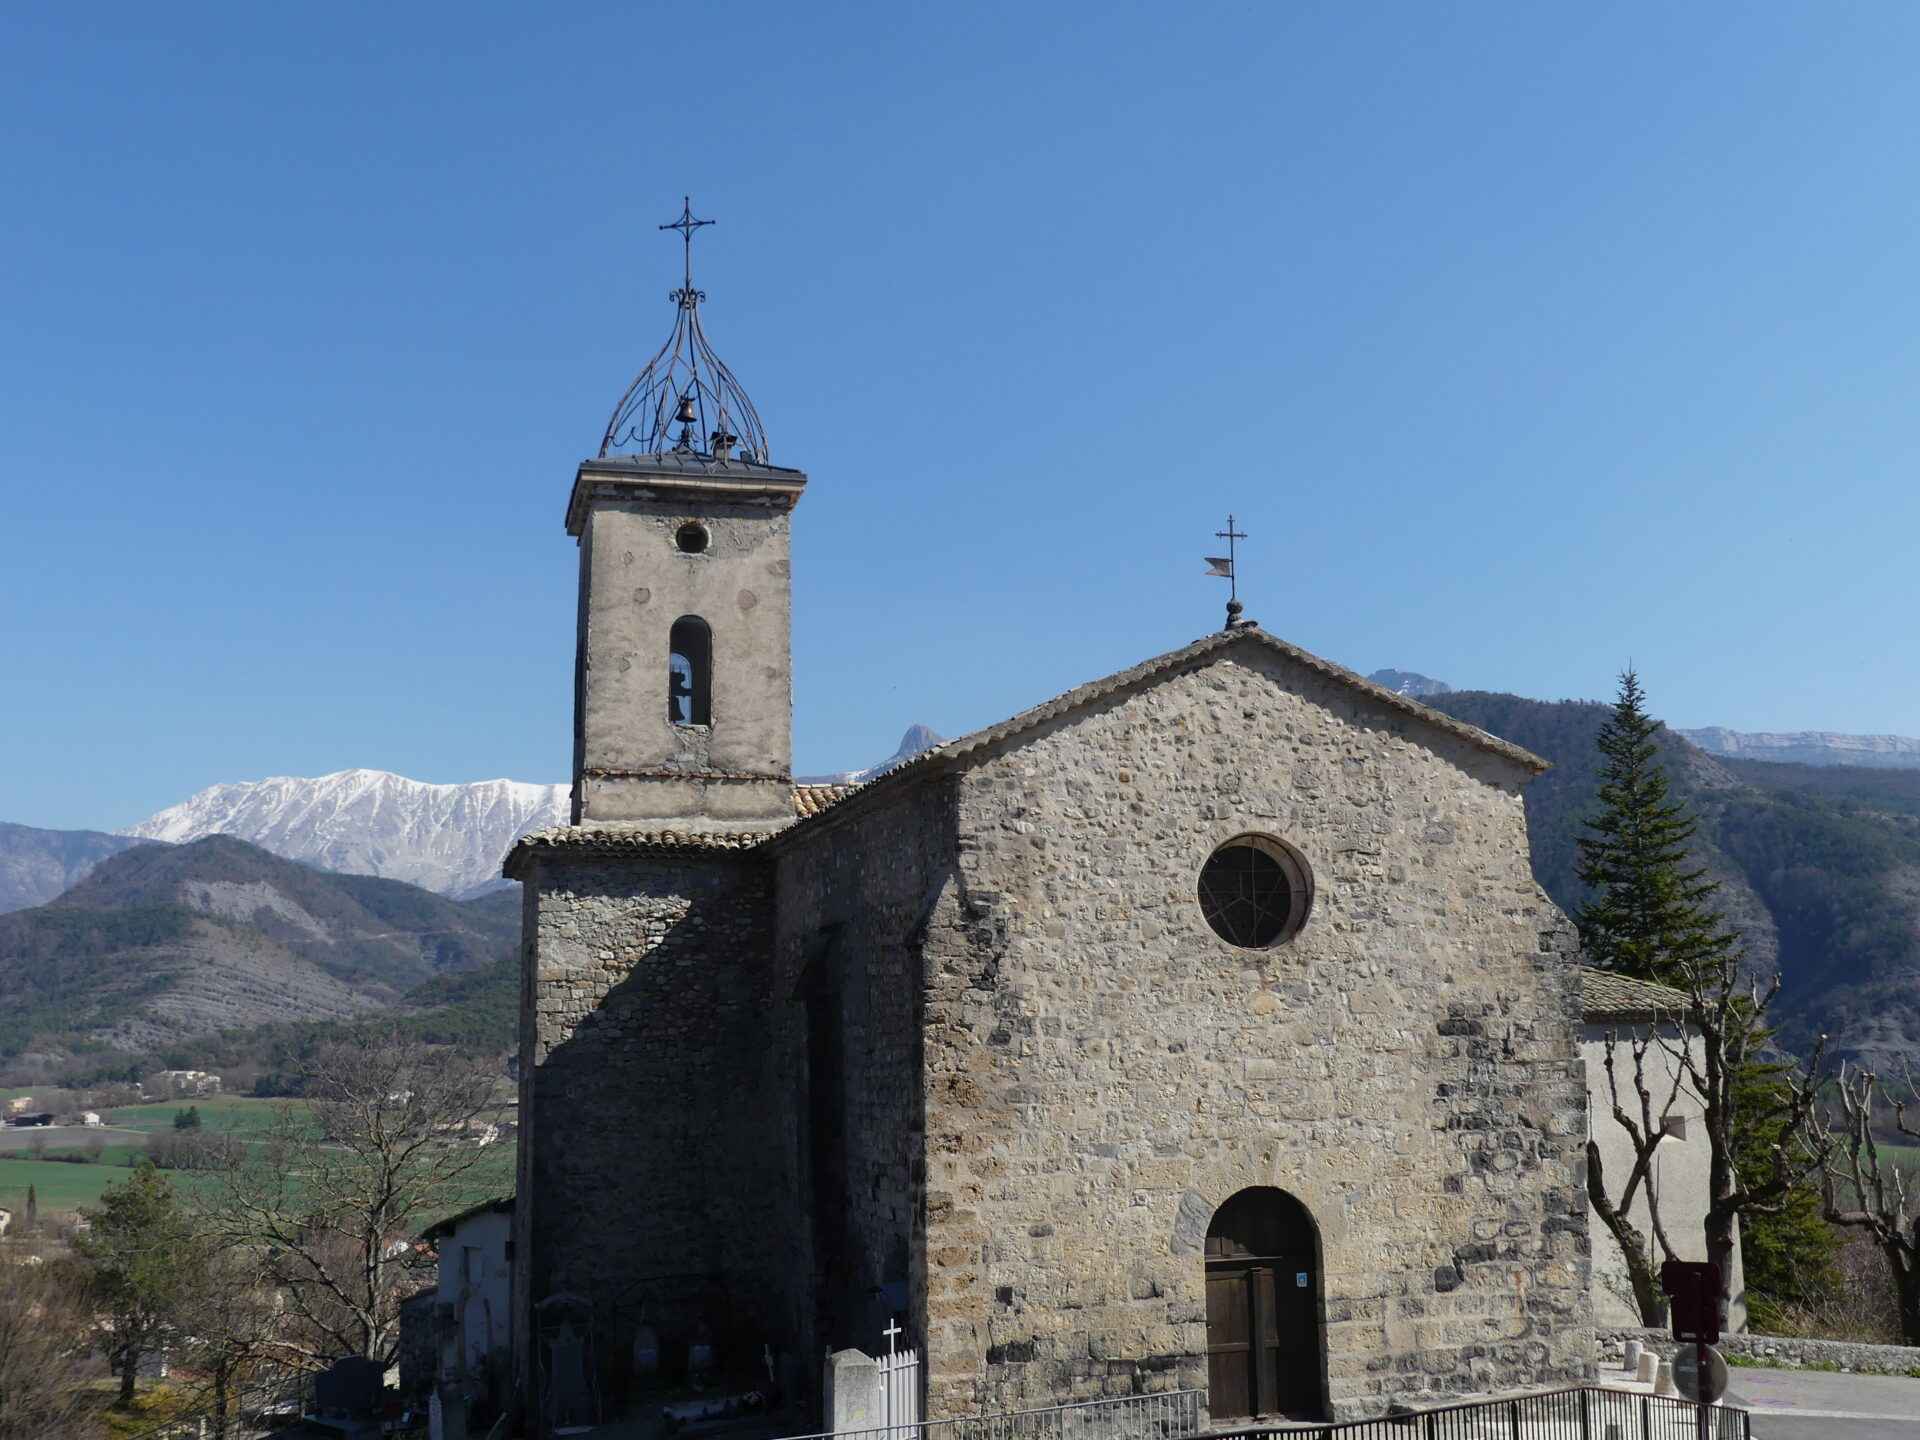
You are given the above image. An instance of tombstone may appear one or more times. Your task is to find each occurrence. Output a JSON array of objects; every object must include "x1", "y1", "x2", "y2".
[
  {"x1": 633, "y1": 1322, "x2": 661, "y2": 1385},
  {"x1": 824, "y1": 1349, "x2": 881, "y2": 1437},
  {"x1": 548, "y1": 1320, "x2": 592, "y2": 1426},
  {"x1": 313, "y1": 1355, "x2": 383, "y2": 1417},
  {"x1": 778, "y1": 1351, "x2": 801, "y2": 1408},
  {"x1": 1622, "y1": 1338, "x2": 1641, "y2": 1375},
  {"x1": 536, "y1": 1292, "x2": 598, "y2": 1430},
  {"x1": 687, "y1": 1319, "x2": 714, "y2": 1386}
]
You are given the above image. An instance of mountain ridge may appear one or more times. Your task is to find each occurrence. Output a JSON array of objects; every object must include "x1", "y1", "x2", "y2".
[
  {"x1": 0, "y1": 822, "x2": 151, "y2": 915},
  {"x1": 0, "y1": 835, "x2": 518, "y2": 1075},
  {"x1": 119, "y1": 768, "x2": 568, "y2": 898},
  {"x1": 1679, "y1": 726, "x2": 1920, "y2": 770}
]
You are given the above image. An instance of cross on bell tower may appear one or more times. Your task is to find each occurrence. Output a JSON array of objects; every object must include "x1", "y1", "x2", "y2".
[
  {"x1": 565, "y1": 203, "x2": 809, "y2": 830},
  {"x1": 660, "y1": 196, "x2": 713, "y2": 296}
]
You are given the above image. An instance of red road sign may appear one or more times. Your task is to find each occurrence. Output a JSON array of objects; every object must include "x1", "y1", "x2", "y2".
[{"x1": 1660, "y1": 1259, "x2": 1725, "y2": 1345}]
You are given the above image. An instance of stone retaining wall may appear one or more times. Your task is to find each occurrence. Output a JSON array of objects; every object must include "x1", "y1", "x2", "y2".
[{"x1": 1598, "y1": 1326, "x2": 1920, "y2": 1374}]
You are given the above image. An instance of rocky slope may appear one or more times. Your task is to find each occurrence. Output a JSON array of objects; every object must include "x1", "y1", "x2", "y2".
[
  {"x1": 120, "y1": 769, "x2": 568, "y2": 898},
  {"x1": 0, "y1": 822, "x2": 151, "y2": 914},
  {"x1": 1679, "y1": 727, "x2": 1920, "y2": 770},
  {"x1": 0, "y1": 835, "x2": 518, "y2": 1066}
]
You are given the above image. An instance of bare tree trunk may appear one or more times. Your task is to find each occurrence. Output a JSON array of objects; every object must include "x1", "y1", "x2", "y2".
[
  {"x1": 118, "y1": 1336, "x2": 139, "y2": 1404},
  {"x1": 1587, "y1": 1141, "x2": 1668, "y2": 1325},
  {"x1": 1585, "y1": 1028, "x2": 1687, "y2": 1326}
]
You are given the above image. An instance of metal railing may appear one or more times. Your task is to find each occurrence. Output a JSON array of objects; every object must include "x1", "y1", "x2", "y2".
[
  {"x1": 1214, "y1": 1386, "x2": 1747, "y2": 1440},
  {"x1": 784, "y1": 1385, "x2": 1742, "y2": 1440},
  {"x1": 782, "y1": 1386, "x2": 1206, "y2": 1440}
]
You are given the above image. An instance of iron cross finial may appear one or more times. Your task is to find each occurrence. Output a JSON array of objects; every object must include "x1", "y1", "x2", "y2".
[
  {"x1": 660, "y1": 196, "x2": 715, "y2": 295},
  {"x1": 1207, "y1": 515, "x2": 1253, "y2": 630}
]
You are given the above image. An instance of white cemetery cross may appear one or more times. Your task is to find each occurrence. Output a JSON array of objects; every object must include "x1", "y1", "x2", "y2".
[{"x1": 883, "y1": 1319, "x2": 902, "y2": 1357}]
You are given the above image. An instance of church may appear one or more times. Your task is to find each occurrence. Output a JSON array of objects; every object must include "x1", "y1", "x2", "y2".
[{"x1": 507, "y1": 210, "x2": 1596, "y2": 1430}]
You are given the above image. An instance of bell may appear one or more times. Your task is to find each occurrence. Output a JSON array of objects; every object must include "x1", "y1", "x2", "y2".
[{"x1": 674, "y1": 394, "x2": 698, "y2": 425}]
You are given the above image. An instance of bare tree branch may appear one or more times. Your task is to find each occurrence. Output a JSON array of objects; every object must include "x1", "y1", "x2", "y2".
[{"x1": 198, "y1": 1034, "x2": 505, "y2": 1366}]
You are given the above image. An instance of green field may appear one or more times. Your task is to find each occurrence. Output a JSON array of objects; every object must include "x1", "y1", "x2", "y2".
[
  {"x1": 0, "y1": 1156, "x2": 144, "y2": 1213},
  {"x1": 0, "y1": 1141, "x2": 516, "y2": 1220},
  {"x1": 103, "y1": 1094, "x2": 290, "y2": 1132},
  {"x1": 0, "y1": 1091, "x2": 512, "y2": 1221}
]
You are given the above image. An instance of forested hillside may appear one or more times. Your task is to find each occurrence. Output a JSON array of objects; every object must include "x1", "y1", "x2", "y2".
[
  {"x1": 0, "y1": 835, "x2": 519, "y2": 1079},
  {"x1": 1430, "y1": 691, "x2": 1920, "y2": 1068}
]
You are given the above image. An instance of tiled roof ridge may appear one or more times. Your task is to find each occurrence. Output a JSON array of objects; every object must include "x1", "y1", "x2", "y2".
[
  {"x1": 794, "y1": 782, "x2": 864, "y2": 818},
  {"x1": 503, "y1": 783, "x2": 871, "y2": 876},
  {"x1": 1580, "y1": 967, "x2": 1693, "y2": 1019},
  {"x1": 769, "y1": 627, "x2": 1548, "y2": 846}
]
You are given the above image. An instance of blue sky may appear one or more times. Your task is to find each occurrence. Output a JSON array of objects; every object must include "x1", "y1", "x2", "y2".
[{"x1": 4, "y1": 4, "x2": 1918, "y2": 831}]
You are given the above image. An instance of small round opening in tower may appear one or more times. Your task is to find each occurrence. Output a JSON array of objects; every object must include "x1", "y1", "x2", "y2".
[
  {"x1": 1197, "y1": 835, "x2": 1313, "y2": 948},
  {"x1": 676, "y1": 522, "x2": 710, "y2": 555}
]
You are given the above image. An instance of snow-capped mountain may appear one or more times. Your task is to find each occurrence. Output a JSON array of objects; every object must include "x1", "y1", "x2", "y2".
[
  {"x1": 119, "y1": 770, "x2": 568, "y2": 899},
  {"x1": 1366, "y1": 668, "x2": 1453, "y2": 698}
]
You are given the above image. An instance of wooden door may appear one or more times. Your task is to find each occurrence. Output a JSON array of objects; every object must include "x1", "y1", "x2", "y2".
[{"x1": 1204, "y1": 1189, "x2": 1320, "y2": 1419}]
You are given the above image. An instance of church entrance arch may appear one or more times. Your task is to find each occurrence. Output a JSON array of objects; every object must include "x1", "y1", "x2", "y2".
[{"x1": 1203, "y1": 1187, "x2": 1321, "y2": 1420}]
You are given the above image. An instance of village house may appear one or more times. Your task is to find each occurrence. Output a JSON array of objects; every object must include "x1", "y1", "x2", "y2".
[
  {"x1": 1581, "y1": 972, "x2": 1744, "y2": 1331},
  {"x1": 421, "y1": 1197, "x2": 516, "y2": 1440}
]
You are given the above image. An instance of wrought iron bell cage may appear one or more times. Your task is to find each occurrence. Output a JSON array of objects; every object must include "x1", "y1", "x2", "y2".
[{"x1": 599, "y1": 283, "x2": 770, "y2": 464}]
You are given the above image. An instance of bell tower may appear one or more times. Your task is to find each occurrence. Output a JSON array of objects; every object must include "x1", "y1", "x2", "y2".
[{"x1": 567, "y1": 200, "x2": 806, "y2": 829}]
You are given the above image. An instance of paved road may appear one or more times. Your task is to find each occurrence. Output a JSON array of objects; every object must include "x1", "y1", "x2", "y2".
[{"x1": 1732, "y1": 1366, "x2": 1920, "y2": 1439}]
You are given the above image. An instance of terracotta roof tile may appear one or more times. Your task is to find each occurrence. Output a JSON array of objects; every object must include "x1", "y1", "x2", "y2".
[
  {"x1": 504, "y1": 825, "x2": 773, "y2": 877},
  {"x1": 1580, "y1": 968, "x2": 1691, "y2": 1020},
  {"x1": 504, "y1": 783, "x2": 872, "y2": 876},
  {"x1": 794, "y1": 783, "x2": 862, "y2": 818}
]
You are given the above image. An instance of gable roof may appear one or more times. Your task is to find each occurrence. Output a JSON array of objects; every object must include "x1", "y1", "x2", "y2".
[
  {"x1": 420, "y1": 1195, "x2": 514, "y2": 1242},
  {"x1": 1580, "y1": 969, "x2": 1692, "y2": 1021},
  {"x1": 897, "y1": 626, "x2": 1541, "y2": 776},
  {"x1": 769, "y1": 627, "x2": 1546, "y2": 846}
]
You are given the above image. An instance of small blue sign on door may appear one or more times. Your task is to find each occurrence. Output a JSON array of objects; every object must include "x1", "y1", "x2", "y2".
[{"x1": 1295, "y1": 1273, "x2": 1308, "y2": 1288}]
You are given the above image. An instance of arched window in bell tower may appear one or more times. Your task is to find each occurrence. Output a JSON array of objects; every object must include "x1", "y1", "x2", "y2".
[{"x1": 668, "y1": 616, "x2": 712, "y2": 726}]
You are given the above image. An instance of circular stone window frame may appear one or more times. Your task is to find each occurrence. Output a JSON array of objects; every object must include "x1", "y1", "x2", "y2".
[
  {"x1": 675, "y1": 521, "x2": 711, "y2": 555},
  {"x1": 1196, "y1": 832, "x2": 1315, "y2": 951}
]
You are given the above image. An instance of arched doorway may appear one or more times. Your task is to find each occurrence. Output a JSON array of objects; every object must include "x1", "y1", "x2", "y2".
[{"x1": 1204, "y1": 1187, "x2": 1321, "y2": 1420}]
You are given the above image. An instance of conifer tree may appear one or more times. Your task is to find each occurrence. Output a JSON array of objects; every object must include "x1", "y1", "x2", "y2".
[
  {"x1": 1575, "y1": 671, "x2": 1737, "y2": 983},
  {"x1": 74, "y1": 1161, "x2": 199, "y2": 1403},
  {"x1": 1575, "y1": 671, "x2": 1833, "y2": 1311}
]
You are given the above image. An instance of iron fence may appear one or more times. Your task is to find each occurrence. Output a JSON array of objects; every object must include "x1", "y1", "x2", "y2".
[
  {"x1": 783, "y1": 1386, "x2": 1206, "y2": 1440},
  {"x1": 1216, "y1": 1386, "x2": 1748, "y2": 1440},
  {"x1": 789, "y1": 1385, "x2": 1742, "y2": 1440}
]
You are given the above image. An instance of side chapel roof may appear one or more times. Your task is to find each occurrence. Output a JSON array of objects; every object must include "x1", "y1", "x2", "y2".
[
  {"x1": 1580, "y1": 969, "x2": 1692, "y2": 1022},
  {"x1": 504, "y1": 627, "x2": 1547, "y2": 874}
]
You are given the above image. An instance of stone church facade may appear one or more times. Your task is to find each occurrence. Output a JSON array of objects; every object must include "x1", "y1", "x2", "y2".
[{"x1": 509, "y1": 254, "x2": 1595, "y2": 1429}]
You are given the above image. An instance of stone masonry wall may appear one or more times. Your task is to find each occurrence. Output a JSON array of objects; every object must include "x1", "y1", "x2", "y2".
[
  {"x1": 512, "y1": 849, "x2": 782, "y2": 1411},
  {"x1": 1599, "y1": 1326, "x2": 1920, "y2": 1375},
  {"x1": 918, "y1": 648, "x2": 1591, "y2": 1422},
  {"x1": 770, "y1": 783, "x2": 959, "y2": 1369}
]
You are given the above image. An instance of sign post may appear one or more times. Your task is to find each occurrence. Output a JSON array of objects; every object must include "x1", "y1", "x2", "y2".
[{"x1": 1660, "y1": 1259, "x2": 1726, "y2": 1438}]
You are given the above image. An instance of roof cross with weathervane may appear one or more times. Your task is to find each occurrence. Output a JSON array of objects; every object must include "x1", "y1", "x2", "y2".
[{"x1": 1205, "y1": 516, "x2": 1254, "y2": 631}]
